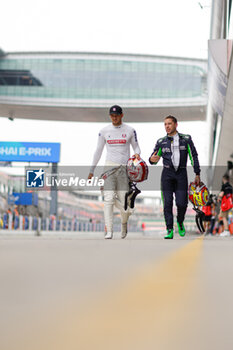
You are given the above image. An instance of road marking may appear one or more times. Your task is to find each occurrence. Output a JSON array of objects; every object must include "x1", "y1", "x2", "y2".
[{"x1": 15, "y1": 237, "x2": 204, "y2": 350}]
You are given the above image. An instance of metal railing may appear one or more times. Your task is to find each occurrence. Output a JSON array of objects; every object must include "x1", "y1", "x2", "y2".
[{"x1": 0, "y1": 213, "x2": 142, "y2": 233}]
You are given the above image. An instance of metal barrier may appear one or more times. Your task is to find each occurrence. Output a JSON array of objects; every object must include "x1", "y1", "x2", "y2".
[
  {"x1": 0, "y1": 213, "x2": 143, "y2": 233},
  {"x1": 0, "y1": 213, "x2": 201, "y2": 235}
]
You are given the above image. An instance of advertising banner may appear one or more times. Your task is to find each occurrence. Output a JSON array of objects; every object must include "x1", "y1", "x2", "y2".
[
  {"x1": 0, "y1": 142, "x2": 60, "y2": 162},
  {"x1": 8, "y1": 192, "x2": 38, "y2": 206}
]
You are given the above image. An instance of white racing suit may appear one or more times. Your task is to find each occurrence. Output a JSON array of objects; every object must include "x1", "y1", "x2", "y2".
[
  {"x1": 90, "y1": 122, "x2": 141, "y2": 233},
  {"x1": 102, "y1": 163, "x2": 133, "y2": 233}
]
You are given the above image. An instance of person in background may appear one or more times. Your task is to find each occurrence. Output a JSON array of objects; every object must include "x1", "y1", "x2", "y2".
[
  {"x1": 202, "y1": 200, "x2": 212, "y2": 234},
  {"x1": 209, "y1": 195, "x2": 218, "y2": 235},
  {"x1": 218, "y1": 174, "x2": 233, "y2": 237},
  {"x1": 202, "y1": 194, "x2": 217, "y2": 235}
]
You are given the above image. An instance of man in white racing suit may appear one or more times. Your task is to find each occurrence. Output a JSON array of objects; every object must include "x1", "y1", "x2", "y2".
[{"x1": 88, "y1": 105, "x2": 141, "y2": 239}]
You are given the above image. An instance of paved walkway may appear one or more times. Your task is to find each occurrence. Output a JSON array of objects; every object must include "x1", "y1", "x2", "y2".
[{"x1": 0, "y1": 232, "x2": 233, "y2": 350}]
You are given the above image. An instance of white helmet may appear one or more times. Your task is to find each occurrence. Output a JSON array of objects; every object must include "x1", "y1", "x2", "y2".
[{"x1": 127, "y1": 156, "x2": 148, "y2": 182}]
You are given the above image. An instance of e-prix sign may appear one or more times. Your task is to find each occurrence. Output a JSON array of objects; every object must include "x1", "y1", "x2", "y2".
[{"x1": 0, "y1": 142, "x2": 60, "y2": 162}]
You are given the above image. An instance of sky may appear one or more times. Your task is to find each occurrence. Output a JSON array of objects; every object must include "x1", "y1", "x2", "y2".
[
  {"x1": 1, "y1": 0, "x2": 211, "y2": 58},
  {"x1": 0, "y1": 0, "x2": 211, "y2": 174}
]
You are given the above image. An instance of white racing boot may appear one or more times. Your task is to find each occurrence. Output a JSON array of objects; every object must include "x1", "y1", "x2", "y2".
[
  {"x1": 105, "y1": 231, "x2": 113, "y2": 239},
  {"x1": 103, "y1": 193, "x2": 114, "y2": 239},
  {"x1": 115, "y1": 196, "x2": 133, "y2": 240},
  {"x1": 121, "y1": 223, "x2": 128, "y2": 239}
]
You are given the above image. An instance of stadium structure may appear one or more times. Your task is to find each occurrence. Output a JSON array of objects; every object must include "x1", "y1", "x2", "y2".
[
  {"x1": 0, "y1": 51, "x2": 207, "y2": 122},
  {"x1": 206, "y1": 0, "x2": 233, "y2": 188}
]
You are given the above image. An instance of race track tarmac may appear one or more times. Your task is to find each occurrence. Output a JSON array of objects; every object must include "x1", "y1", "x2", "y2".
[{"x1": 0, "y1": 231, "x2": 233, "y2": 350}]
